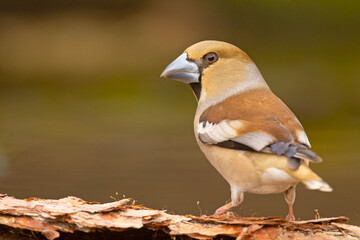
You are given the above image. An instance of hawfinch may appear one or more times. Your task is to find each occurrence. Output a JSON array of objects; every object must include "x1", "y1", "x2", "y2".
[{"x1": 160, "y1": 40, "x2": 332, "y2": 221}]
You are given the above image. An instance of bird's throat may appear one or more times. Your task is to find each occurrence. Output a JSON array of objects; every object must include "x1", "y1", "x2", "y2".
[{"x1": 190, "y1": 82, "x2": 202, "y2": 101}]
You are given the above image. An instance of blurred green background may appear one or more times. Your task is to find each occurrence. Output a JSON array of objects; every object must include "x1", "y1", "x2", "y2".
[{"x1": 0, "y1": 0, "x2": 359, "y2": 224}]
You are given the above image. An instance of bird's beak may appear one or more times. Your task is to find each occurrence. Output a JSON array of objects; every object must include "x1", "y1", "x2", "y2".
[{"x1": 160, "y1": 53, "x2": 200, "y2": 83}]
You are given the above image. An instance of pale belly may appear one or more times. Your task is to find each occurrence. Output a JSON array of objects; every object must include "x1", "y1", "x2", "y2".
[{"x1": 197, "y1": 140, "x2": 298, "y2": 194}]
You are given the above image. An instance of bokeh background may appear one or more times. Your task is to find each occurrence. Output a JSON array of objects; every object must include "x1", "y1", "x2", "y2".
[{"x1": 0, "y1": 0, "x2": 359, "y2": 224}]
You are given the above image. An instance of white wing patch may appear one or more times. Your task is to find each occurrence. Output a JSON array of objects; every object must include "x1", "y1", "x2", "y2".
[
  {"x1": 232, "y1": 132, "x2": 275, "y2": 151},
  {"x1": 297, "y1": 130, "x2": 311, "y2": 147},
  {"x1": 198, "y1": 120, "x2": 276, "y2": 151},
  {"x1": 198, "y1": 120, "x2": 239, "y2": 144}
]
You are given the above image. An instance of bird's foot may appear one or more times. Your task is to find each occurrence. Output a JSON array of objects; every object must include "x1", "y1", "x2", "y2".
[
  {"x1": 224, "y1": 211, "x2": 236, "y2": 218},
  {"x1": 213, "y1": 210, "x2": 236, "y2": 218},
  {"x1": 213, "y1": 202, "x2": 234, "y2": 217},
  {"x1": 285, "y1": 203, "x2": 295, "y2": 222},
  {"x1": 285, "y1": 213, "x2": 295, "y2": 222}
]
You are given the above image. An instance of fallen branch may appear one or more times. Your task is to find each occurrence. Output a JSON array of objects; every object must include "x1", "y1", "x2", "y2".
[{"x1": 0, "y1": 194, "x2": 358, "y2": 239}]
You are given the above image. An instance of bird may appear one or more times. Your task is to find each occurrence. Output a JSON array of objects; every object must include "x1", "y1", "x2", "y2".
[{"x1": 160, "y1": 40, "x2": 332, "y2": 221}]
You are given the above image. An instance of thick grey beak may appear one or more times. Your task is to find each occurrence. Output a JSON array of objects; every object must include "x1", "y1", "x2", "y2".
[{"x1": 160, "y1": 53, "x2": 200, "y2": 83}]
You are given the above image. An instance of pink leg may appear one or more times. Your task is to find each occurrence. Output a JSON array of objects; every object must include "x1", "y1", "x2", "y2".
[
  {"x1": 284, "y1": 186, "x2": 296, "y2": 222},
  {"x1": 213, "y1": 188, "x2": 244, "y2": 216},
  {"x1": 285, "y1": 203, "x2": 295, "y2": 222},
  {"x1": 213, "y1": 202, "x2": 234, "y2": 216}
]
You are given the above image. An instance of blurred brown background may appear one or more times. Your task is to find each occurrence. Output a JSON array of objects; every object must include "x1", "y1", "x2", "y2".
[{"x1": 0, "y1": 0, "x2": 359, "y2": 224}]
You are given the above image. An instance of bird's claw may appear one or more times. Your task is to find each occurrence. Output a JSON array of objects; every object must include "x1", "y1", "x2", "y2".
[
  {"x1": 285, "y1": 213, "x2": 295, "y2": 222},
  {"x1": 213, "y1": 208, "x2": 236, "y2": 218}
]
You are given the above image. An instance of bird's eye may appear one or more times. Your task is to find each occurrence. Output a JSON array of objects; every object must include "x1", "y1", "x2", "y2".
[{"x1": 203, "y1": 52, "x2": 218, "y2": 64}]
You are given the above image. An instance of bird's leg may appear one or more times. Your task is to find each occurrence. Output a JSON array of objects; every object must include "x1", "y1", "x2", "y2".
[
  {"x1": 286, "y1": 203, "x2": 295, "y2": 221},
  {"x1": 214, "y1": 188, "x2": 244, "y2": 216},
  {"x1": 284, "y1": 186, "x2": 296, "y2": 222},
  {"x1": 214, "y1": 202, "x2": 233, "y2": 216}
]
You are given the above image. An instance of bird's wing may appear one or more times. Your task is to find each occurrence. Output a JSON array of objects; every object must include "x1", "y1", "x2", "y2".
[{"x1": 198, "y1": 88, "x2": 321, "y2": 164}]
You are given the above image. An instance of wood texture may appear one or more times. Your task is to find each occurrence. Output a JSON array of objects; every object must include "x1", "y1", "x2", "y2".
[{"x1": 0, "y1": 194, "x2": 358, "y2": 240}]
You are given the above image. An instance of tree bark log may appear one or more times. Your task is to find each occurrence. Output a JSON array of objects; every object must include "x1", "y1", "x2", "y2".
[{"x1": 0, "y1": 194, "x2": 358, "y2": 240}]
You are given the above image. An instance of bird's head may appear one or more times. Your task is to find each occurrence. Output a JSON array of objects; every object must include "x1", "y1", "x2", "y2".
[{"x1": 160, "y1": 40, "x2": 267, "y2": 103}]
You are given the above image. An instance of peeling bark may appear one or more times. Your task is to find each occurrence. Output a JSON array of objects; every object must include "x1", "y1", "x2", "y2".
[{"x1": 0, "y1": 194, "x2": 358, "y2": 240}]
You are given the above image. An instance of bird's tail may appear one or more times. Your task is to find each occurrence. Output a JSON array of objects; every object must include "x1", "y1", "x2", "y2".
[
  {"x1": 253, "y1": 154, "x2": 333, "y2": 192},
  {"x1": 289, "y1": 163, "x2": 333, "y2": 192}
]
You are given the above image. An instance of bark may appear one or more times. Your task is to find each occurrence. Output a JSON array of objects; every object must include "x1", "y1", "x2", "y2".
[{"x1": 0, "y1": 194, "x2": 358, "y2": 240}]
